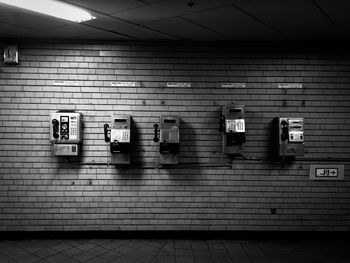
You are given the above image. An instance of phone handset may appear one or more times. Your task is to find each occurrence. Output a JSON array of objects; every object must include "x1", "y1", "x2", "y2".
[
  {"x1": 52, "y1": 119, "x2": 59, "y2": 139},
  {"x1": 104, "y1": 124, "x2": 110, "y2": 142},
  {"x1": 153, "y1": 124, "x2": 159, "y2": 142},
  {"x1": 280, "y1": 120, "x2": 288, "y2": 142},
  {"x1": 218, "y1": 113, "x2": 225, "y2": 132}
]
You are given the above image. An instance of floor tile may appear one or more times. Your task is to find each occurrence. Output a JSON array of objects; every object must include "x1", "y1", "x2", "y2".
[
  {"x1": 72, "y1": 251, "x2": 95, "y2": 262},
  {"x1": 45, "y1": 253, "x2": 77, "y2": 263},
  {"x1": 155, "y1": 255, "x2": 176, "y2": 263},
  {"x1": 212, "y1": 256, "x2": 233, "y2": 263},
  {"x1": 0, "y1": 238, "x2": 347, "y2": 263},
  {"x1": 63, "y1": 247, "x2": 84, "y2": 257},
  {"x1": 175, "y1": 248, "x2": 192, "y2": 256},
  {"x1": 33, "y1": 247, "x2": 58, "y2": 259},
  {"x1": 100, "y1": 250, "x2": 122, "y2": 261},
  {"x1": 83, "y1": 256, "x2": 108, "y2": 263},
  {"x1": 194, "y1": 256, "x2": 215, "y2": 263},
  {"x1": 174, "y1": 240, "x2": 191, "y2": 249},
  {"x1": 0, "y1": 253, "x2": 16, "y2": 263},
  {"x1": 175, "y1": 255, "x2": 195, "y2": 263}
]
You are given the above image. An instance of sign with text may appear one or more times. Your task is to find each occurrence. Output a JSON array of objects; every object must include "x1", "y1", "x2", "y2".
[
  {"x1": 310, "y1": 164, "x2": 344, "y2": 180},
  {"x1": 111, "y1": 81, "x2": 137, "y2": 87},
  {"x1": 53, "y1": 80, "x2": 79, "y2": 86},
  {"x1": 316, "y1": 168, "x2": 338, "y2": 177},
  {"x1": 221, "y1": 83, "x2": 246, "y2": 88},
  {"x1": 166, "y1": 82, "x2": 191, "y2": 88},
  {"x1": 278, "y1": 83, "x2": 303, "y2": 89}
]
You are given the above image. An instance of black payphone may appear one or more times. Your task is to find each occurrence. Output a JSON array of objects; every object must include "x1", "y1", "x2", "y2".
[{"x1": 219, "y1": 104, "x2": 246, "y2": 155}]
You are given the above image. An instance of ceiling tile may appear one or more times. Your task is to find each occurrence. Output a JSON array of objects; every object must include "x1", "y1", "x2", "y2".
[
  {"x1": 115, "y1": 0, "x2": 239, "y2": 24},
  {"x1": 146, "y1": 17, "x2": 230, "y2": 41},
  {"x1": 238, "y1": 0, "x2": 337, "y2": 39},
  {"x1": 83, "y1": 15, "x2": 176, "y2": 40},
  {"x1": 0, "y1": 4, "x2": 67, "y2": 31},
  {"x1": 30, "y1": 23, "x2": 128, "y2": 40},
  {"x1": 184, "y1": 6, "x2": 281, "y2": 40},
  {"x1": 0, "y1": 22, "x2": 38, "y2": 38},
  {"x1": 0, "y1": 0, "x2": 348, "y2": 41},
  {"x1": 63, "y1": 0, "x2": 145, "y2": 15},
  {"x1": 140, "y1": 0, "x2": 163, "y2": 3},
  {"x1": 315, "y1": 0, "x2": 350, "y2": 31}
]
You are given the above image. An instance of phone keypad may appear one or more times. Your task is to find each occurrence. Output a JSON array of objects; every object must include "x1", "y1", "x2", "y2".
[{"x1": 70, "y1": 119, "x2": 78, "y2": 137}]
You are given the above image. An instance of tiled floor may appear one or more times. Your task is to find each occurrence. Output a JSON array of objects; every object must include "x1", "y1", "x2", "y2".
[{"x1": 0, "y1": 238, "x2": 349, "y2": 263}]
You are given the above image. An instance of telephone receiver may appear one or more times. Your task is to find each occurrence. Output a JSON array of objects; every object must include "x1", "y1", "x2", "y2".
[
  {"x1": 281, "y1": 120, "x2": 288, "y2": 141},
  {"x1": 218, "y1": 113, "x2": 225, "y2": 132},
  {"x1": 104, "y1": 124, "x2": 110, "y2": 142},
  {"x1": 153, "y1": 124, "x2": 159, "y2": 142},
  {"x1": 52, "y1": 119, "x2": 59, "y2": 139}
]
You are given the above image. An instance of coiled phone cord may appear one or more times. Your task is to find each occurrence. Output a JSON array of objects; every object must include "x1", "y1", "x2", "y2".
[
  {"x1": 51, "y1": 139, "x2": 57, "y2": 158},
  {"x1": 106, "y1": 142, "x2": 110, "y2": 167}
]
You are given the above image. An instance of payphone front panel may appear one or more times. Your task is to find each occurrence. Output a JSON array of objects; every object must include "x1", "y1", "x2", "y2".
[
  {"x1": 159, "y1": 115, "x2": 179, "y2": 165},
  {"x1": 221, "y1": 105, "x2": 246, "y2": 155},
  {"x1": 104, "y1": 115, "x2": 131, "y2": 164},
  {"x1": 277, "y1": 117, "x2": 304, "y2": 156},
  {"x1": 50, "y1": 111, "x2": 83, "y2": 156}
]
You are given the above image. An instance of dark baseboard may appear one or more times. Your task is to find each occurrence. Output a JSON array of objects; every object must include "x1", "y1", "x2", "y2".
[{"x1": 0, "y1": 230, "x2": 349, "y2": 240}]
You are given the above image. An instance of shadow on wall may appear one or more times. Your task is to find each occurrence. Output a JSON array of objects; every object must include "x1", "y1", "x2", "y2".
[
  {"x1": 171, "y1": 117, "x2": 201, "y2": 173},
  {"x1": 107, "y1": 117, "x2": 207, "y2": 183},
  {"x1": 244, "y1": 107, "x2": 300, "y2": 169},
  {"x1": 103, "y1": 118, "x2": 149, "y2": 179}
]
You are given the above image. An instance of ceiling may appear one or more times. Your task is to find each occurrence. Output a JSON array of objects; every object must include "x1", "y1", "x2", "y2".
[{"x1": 0, "y1": 0, "x2": 349, "y2": 42}]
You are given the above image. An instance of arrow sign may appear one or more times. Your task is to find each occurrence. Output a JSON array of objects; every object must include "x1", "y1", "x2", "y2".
[
  {"x1": 310, "y1": 165, "x2": 344, "y2": 181},
  {"x1": 316, "y1": 168, "x2": 338, "y2": 177}
]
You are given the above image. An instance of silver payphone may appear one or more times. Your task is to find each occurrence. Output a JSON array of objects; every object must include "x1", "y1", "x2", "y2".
[
  {"x1": 275, "y1": 117, "x2": 304, "y2": 156},
  {"x1": 104, "y1": 115, "x2": 131, "y2": 164},
  {"x1": 154, "y1": 115, "x2": 179, "y2": 165},
  {"x1": 50, "y1": 110, "x2": 83, "y2": 156},
  {"x1": 219, "y1": 104, "x2": 246, "y2": 155}
]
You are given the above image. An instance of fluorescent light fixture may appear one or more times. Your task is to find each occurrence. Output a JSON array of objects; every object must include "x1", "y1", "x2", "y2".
[{"x1": 0, "y1": 0, "x2": 95, "y2": 23}]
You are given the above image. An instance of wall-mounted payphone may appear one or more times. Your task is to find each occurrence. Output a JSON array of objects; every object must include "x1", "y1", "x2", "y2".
[
  {"x1": 50, "y1": 110, "x2": 83, "y2": 156},
  {"x1": 219, "y1": 105, "x2": 246, "y2": 155},
  {"x1": 154, "y1": 115, "x2": 179, "y2": 165},
  {"x1": 275, "y1": 117, "x2": 304, "y2": 157},
  {"x1": 104, "y1": 115, "x2": 131, "y2": 164}
]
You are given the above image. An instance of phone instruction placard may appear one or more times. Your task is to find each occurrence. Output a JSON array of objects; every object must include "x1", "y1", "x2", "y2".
[
  {"x1": 226, "y1": 119, "x2": 245, "y2": 133},
  {"x1": 111, "y1": 129, "x2": 130, "y2": 143}
]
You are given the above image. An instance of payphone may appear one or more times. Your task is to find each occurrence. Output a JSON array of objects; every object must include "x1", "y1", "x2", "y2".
[
  {"x1": 50, "y1": 110, "x2": 83, "y2": 156},
  {"x1": 154, "y1": 115, "x2": 179, "y2": 165},
  {"x1": 104, "y1": 115, "x2": 131, "y2": 164},
  {"x1": 275, "y1": 117, "x2": 304, "y2": 156},
  {"x1": 219, "y1": 105, "x2": 246, "y2": 155}
]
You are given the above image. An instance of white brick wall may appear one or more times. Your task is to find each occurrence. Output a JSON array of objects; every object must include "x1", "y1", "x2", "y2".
[{"x1": 0, "y1": 40, "x2": 349, "y2": 231}]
